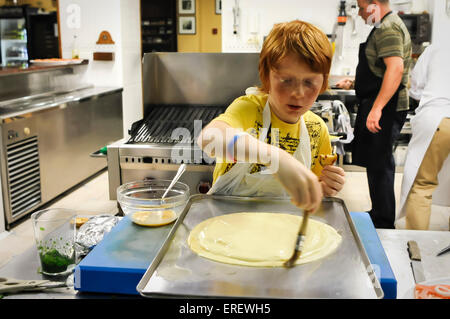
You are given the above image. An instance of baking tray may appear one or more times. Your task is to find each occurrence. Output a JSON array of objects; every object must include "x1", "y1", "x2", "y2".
[{"x1": 137, "y1": 195, "x2": 384, "y2": 299}]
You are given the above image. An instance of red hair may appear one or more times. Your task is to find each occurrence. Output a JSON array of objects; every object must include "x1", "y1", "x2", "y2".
[{"x1": 259, "y1": 20, "x2": 333, "y2": 94}]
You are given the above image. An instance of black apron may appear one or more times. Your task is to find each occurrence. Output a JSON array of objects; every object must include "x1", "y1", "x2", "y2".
[{"x1": 352, "y1": 13, "x2": 404, "y2": 169}]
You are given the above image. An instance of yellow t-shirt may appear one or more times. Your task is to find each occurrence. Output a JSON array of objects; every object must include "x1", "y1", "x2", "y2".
[{"x1": 211, "y1": 94, "x2": 332, "y2": 184}]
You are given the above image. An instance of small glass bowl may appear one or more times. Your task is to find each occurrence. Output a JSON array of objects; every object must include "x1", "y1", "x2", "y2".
[{"x1": 117, "y1": 180, "x2": 190, "y2": 225}]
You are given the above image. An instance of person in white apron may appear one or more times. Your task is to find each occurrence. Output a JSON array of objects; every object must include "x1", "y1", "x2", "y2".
[
  {"x1": 197, "y1": 20, "x2": 346, "y2": 214},
  {"x1": 395, "y1": 45, "x2": 450, "y2": 230}
]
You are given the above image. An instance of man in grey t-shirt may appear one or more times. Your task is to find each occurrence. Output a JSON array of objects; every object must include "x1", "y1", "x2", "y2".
[{"x1": 336, "y1": 0, "x2": 411, "y2": 229}]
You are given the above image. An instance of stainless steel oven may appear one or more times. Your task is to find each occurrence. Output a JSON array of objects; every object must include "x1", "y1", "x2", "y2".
[{"x1": 107, "y1": 52, "x2": 261, "y2": 199}]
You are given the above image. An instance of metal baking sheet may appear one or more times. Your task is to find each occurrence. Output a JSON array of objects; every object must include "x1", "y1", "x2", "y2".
[{"x1": 137, "y1": 195, "x2": 383, "y2": 299}]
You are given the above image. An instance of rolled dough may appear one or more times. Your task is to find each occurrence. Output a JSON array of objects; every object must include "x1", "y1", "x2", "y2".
[{"x1": 188, "y1": 212, "x2": 342, "y2": 267}]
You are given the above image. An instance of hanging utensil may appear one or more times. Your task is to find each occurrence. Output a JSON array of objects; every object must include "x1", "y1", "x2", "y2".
[{"x1": 161, "y1": 163, "x2": 186, "y2": 200}]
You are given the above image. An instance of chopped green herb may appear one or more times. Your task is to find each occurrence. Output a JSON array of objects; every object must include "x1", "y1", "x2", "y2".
[{"x1": 39, "y1": 249, "x2": 74, "y2": 274}]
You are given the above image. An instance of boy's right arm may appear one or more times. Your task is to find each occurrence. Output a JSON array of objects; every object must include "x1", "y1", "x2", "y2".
[
  {"x1": 197, "y1": 120, "x2": 323, "y2": 213},
  {"x1": 275, "y1": 150, "x2": 323, "y2": 213}
]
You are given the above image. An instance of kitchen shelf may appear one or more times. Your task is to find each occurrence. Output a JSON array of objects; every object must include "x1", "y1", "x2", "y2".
[
  {"x1": 142, "y1": 21, "x2": 166, "y2": 27},
  {"x1": 142, "y1": 42, "x2": 172, "y2": 46},
  {"x1": 1, "y1": 39, "x2": 27, "y2": 43},
  {"x1": 0, "y1": 59, "x2": 89, "y2": 77},
  {"x1": 5, "y1": 57, "x2": 27, "y2": 61},
  {"x1": 140, "y1": 0, "x2": 177, "y2": 53}
]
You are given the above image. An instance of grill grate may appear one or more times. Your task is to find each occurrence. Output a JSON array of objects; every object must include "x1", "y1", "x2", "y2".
[
  {"x1": 6, "y1": 136, "x2": 42, "y2": 217},
  {"x1": 127, "y1": 105, "x2": 226, "y2": 144}
]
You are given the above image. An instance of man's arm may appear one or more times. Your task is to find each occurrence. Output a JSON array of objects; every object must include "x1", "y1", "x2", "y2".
[{"x1": 366, "y1": 56, "x2": 404, "y2": 133}]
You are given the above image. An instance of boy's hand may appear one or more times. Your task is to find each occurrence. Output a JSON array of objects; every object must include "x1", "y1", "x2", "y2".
[
  {"x1": 273, "y1": 149, "x2": 323, "y2": 213},
  {"x1": 319, "y1": 165, "x2": 345, "y2": 197}
]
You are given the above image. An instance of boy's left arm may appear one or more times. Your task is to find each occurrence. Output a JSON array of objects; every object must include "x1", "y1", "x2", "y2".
[{"x1": 313, "y1": 122, "x2": 346, "y2": 197}]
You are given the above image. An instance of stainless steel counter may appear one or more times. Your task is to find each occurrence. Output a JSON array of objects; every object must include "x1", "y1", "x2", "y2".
[
  {"x1": 0, "y1": 61, "x2": 125, "y2": 228},
  {"x1": 0, "y1": 86, "x2": 122, "y2": 120},
  {"x1": 0, "y1": 86, "x2": 124, "y2": 228},
  {"x1": 0, "y1": 61, "x2": 89, "y2": 103},
  {"x1": 1, "y1": 224, "x2": 448, "y2": 299}
]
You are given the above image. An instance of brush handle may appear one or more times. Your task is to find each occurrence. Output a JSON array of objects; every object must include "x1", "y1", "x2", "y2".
[{"x1": 284, "y1": 211, "x2": 311, "y2": 268}]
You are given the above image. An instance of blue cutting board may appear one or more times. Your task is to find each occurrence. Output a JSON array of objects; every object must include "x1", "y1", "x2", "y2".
[
  {"x1": 74, "y1": 215, "x2": 173, "y2": 295},
  {"x1": 74, "y1": 211, "x2": 396, "y2": 298}
]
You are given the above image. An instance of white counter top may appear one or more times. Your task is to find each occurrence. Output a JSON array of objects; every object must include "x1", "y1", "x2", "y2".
[{"x1": 377, "y1": 228, "x2": 450, "y2": 298}]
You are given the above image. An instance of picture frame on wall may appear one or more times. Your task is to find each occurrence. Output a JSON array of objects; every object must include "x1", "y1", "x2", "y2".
[
  {"x1": 178, "y1": 0, "x2": 195, "y2": 14},
  {"x1": 179, "y1": 16, "x2": 196, "y2": 35},
  {"x1": 215, "y1": 0, "x2": 222, "y2": 14}
]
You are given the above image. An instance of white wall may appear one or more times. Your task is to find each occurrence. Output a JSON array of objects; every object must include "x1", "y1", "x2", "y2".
[
  {"x1": 221, "y1": 0, "x2": 435, "y2": 76},
  {"x1": 221, "y1": 0, "x2": 371, "y2": 76},
  {"x1": 119, "y1": 0, "x2": 144, "y2": 139},
  {"x1": 431, "y1": 0, "x2": 450, "y2": 49},
  {"x1": 58, "y1": 0, "x2": 143, "y2": 138}
]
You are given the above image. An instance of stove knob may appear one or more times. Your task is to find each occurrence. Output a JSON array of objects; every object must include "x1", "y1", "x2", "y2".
[{"x1": 197, "y1": 181, "x2": 211, "y2": 194}]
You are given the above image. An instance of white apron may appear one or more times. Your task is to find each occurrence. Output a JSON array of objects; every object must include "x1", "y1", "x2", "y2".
[
  {"x1": 208, "y1": 100, "x2": 311, "y2": 197},
  {"x1": 396, "y1": 45, "x2": 450, "y2": 224}
]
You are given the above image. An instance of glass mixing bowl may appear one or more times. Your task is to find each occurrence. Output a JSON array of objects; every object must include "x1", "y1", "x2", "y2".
[{"x1": 117, "y1": 180, "x2": 190, "y2": 226}]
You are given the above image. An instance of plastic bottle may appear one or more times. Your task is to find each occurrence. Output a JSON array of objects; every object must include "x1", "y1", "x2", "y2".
[{"x1": 338, "y1": 0, "x2": 347, "y2": 26}]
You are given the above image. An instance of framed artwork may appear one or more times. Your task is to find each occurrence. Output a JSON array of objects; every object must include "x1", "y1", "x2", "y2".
[
  {"x1": 179, "y1": 16, "x2": 196, "y2": 35},
  {"x1": 215, "y1": 0, "x2": 222, "y2": 14},
  {"x1": 178, "y1": 0, "x2": 195, "y2": 14}
]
